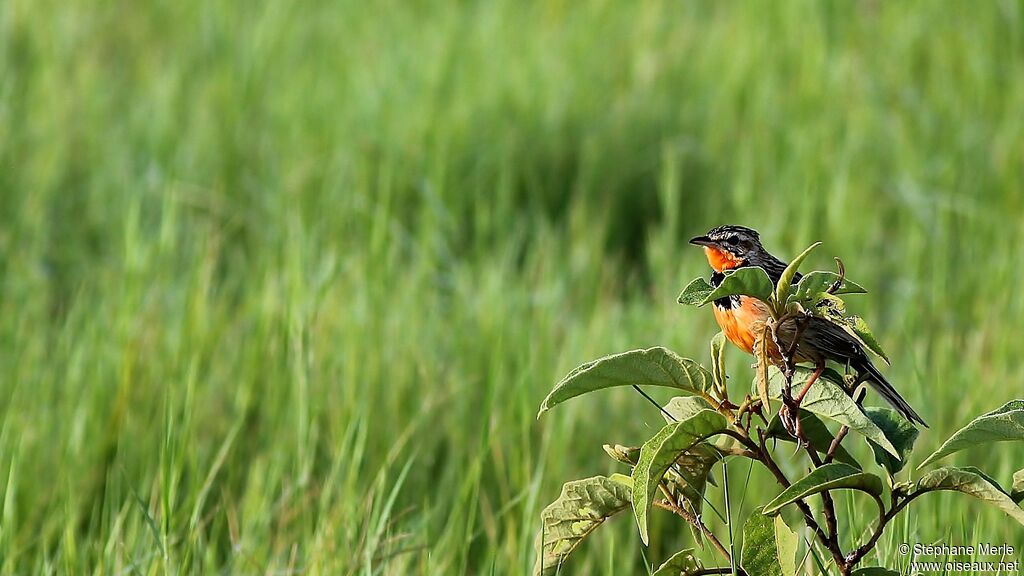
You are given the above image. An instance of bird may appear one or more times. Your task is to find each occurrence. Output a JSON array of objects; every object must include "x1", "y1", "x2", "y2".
[{"x1": 688, "y1": 224, "x2": 927, "y2": 427}]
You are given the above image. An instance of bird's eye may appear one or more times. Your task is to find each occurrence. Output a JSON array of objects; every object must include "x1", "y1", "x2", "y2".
[{"x1": 726, "y1": 235, "x2": 740, "y2": 245}]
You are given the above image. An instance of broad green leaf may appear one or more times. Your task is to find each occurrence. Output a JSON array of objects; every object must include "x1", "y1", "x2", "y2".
[
  {"x1": 603, "y1": 444, "x2": 639, "y2": 466},
  {"x1": 677, "y1": 277, "x2": 714, "y2": 306},
  {"x1": 766, "y1": 368, "x2": 899, "y2": 457},
  {"x1": 918, "y1": 400, "x2": 1024, "y2": 468},
  {"x1": 775, "y1": 515, "x2": 799, "y2": 576},
  {"x1": 913, "y1": 466, "x2": 1024, "y2": 526},
  {"x1": 538, "y1": 347, "x2": 712, "y2": 417},
  {"x1": 631, "y1": 410, "x2": 728, "y2": 544},
  {"x1": 845, "y1": 316, "x2": 890, "y2": 364},
  {"x1": 960, "y1": 465, "x2": 1006, "y2": 493},
  {"x1": 763, "y1": 463, "x2": 883, "y2": 515},
  {"x1": 865, "y1": 407, "x2": 919, "y2": 475},
  {"x1": 766, "y1": 410, "x2": 859, "y2": 467},
  {"x1": 775, "y1": 241, "x2": 821, "y2": 305},
  {"x1": 740, "y1": 508, "x2": 785, "y2": 576},
  {"x1": 851, "y1": 569, "x2": 900, "y2": 575},
  {"x1": 701, "y1": 267, "x2": 774, "y2": 306},
  {"x1": 533, "y1": 476, "x2": 631, "y2": 576},
  {"x1": 662, "y1": 396, "x2": 713, "y2": 423},
  {"x1": 652, "y1": 548, "x2": 703, "y2": 576},
  {"x1": 710, "y1": 331, "x2": 728, "y2": 393},
  {"x1": 793, "y1": 271, "x2": 867, "y2": 302},
  {"x1": 1011, "y1": 469, "x2": 1024, "y2": 503}
]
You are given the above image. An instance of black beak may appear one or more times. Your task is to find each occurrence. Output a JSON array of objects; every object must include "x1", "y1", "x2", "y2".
[{"x1": 689, "y1": 235, "x2": 715, "y2": 247}]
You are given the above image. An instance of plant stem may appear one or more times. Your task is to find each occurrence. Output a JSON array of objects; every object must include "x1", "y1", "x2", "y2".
[
  {"x1": 753, "y1": 416, "x2": 852, "y2": 572},
  {"x1": 846, "y1": 491, "x2": 919, "y2": 566},
  {"x1": 722, "y1": 458, "x2": 737, "y2": 576},
  {"x1": 754, "y1": 429, "x2": 832, "y2": 548},
  {"x1": 823, "y1": 425, "x2": 850, "y2": 464},
  {"x1": 653, "y1": 498, "x2": 733, "y2": 563}
]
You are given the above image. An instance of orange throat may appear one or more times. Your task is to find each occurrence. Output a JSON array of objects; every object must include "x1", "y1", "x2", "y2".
[{"x1": 704, "y1": 246, "x2": 744, "y2": 272}]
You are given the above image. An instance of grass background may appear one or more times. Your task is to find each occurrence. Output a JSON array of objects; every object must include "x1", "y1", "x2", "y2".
[{"x1": 2, "y1": 0, "x2": 1023, "y2": 573}]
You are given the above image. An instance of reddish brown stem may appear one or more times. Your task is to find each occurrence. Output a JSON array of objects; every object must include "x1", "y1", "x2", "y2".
[{"x1": 794, "y1": 361, "x2": 825, "y2": 404}]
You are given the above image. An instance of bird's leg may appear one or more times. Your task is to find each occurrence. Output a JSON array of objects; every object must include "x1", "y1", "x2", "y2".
[
  {"x1": 779, "y1": 383, "x2": 802, "y2": 445},
  {"x1": 777, "y1": 314, "x2": 811, "y2": 436},
  {"x1": 786, "y1": 360, "x2": 825, "y2": 443}
]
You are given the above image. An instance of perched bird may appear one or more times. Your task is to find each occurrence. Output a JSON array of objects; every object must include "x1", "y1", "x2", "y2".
[{"x1": 689, "y1": 225, "x2": 927, "y2": 427}]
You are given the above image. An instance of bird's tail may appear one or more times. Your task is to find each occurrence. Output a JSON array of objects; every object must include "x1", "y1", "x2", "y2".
[{"x1": 857, "y1": 360, "x2": 928, "y2": 427}]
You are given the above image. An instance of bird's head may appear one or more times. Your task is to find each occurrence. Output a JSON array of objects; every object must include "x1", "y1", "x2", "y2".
[{"x1": 689, "y1": 225, "x2": 764, "y2": 272}]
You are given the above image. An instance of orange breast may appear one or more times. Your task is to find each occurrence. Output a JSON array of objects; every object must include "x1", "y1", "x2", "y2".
[
  {"x1": 704, "y1": 247, "x2": 744, "y2": 272},
  {"x1": 712, "y1": 296, "x2": 770, "y2": 355}
]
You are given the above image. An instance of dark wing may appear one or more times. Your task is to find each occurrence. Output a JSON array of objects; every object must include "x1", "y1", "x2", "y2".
[
  {"x1": 800, "y1": 317, "x2": 867, "y2": 364},
  {"x1": 800, "y1": 317, "x2": 927, "y2": 427}
]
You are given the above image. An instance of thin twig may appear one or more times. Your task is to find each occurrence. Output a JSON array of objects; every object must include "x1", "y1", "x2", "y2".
[
  {"x1": 653, "y1": 497, "x2": 732, "y2": 563},
  {"x1": 845, "y1": 491, "x2": 916, "y2": 566}
]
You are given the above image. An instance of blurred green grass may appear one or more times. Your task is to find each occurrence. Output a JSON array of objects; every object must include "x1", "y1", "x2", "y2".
[{"x1": 1, "y1": 0, "x2": 1023, "y2": 573}]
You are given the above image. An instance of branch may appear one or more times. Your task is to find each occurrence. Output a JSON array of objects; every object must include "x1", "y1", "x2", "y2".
[
  {"x1": 795, "y1": 415, "x2": 843, "y2": 556},
  {"x1": 653, "y1": 494, "x2": 732, "y2": 564},
  {"x1": 845, "y1": 490, "x2": 918, "y2": 566}
]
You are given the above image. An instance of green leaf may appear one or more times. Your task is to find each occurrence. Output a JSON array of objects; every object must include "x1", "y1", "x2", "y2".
[
  {"x1": 662, "y1": 396, "x2": 713, "y2": 423},
  {"x1": 913, "y1": 466, "x2": 1024, "y2": 526},
  {"x1": 602, "y1": 444, "x2": 640, "y2": 466},
  {"x1": 865, "y1": 407, "x2": 919, "y2": 475},
  {"x1": 766, "y1": 410, "x2": 859, "y2": 467},
  {"x1": 533, "y1": 476, "x2": 632, "y2": 576},
  {"x1": 631, "y1": 410, "x2": 728, "y2": 544},
  {"x1": 845, "y1": 316, "x2": 890, "y2": 364},
  {"x1": 763, "y1": 463, "x2": 883, "y2": 515},
  {"x1": 537, "y1": 347, "x2": 712, "y2": 417},
  {"x1": 652, "y1": 548, "x2": 703, "y2": 576},
  {"x1": 793, "y1": 271, "x2": 867, "y2": 301},
  {"x1": 701, "y1": 267, "x2": 775, "y2": 306},
  {"x1": 609, "y1": 473, "x2": 633, "y2": 489},
  {"x1": 1011, "y1": 469, "x2": 1024, "y2": 504},
  {"x1": 775, "y1": 241, "x2": 821, "y2": 305},
  {"x1": 918, "y1": 400, "x2": 1024, "y2": 468},
  {"x1": 766, "y1": 367, "x2": 900, "y2": 457},
  {"x1": 710, "y1": 331, "x2": 728, "y2": 393},
  {"x1": 851, "y1": 568, "x2": 900, "y2": 575},
  {"x1": 678, "y1": 277, "x2": 714, "y2": 306},
  {"x1": 740, "y1": 507, "x2": 790, "y2": 576},
  {"x1": 667, "y1": 399, "x2": 733, "y2": 466},
  {"x1": 775, "y1": 515, "x2": 799, "y2": 576}
]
